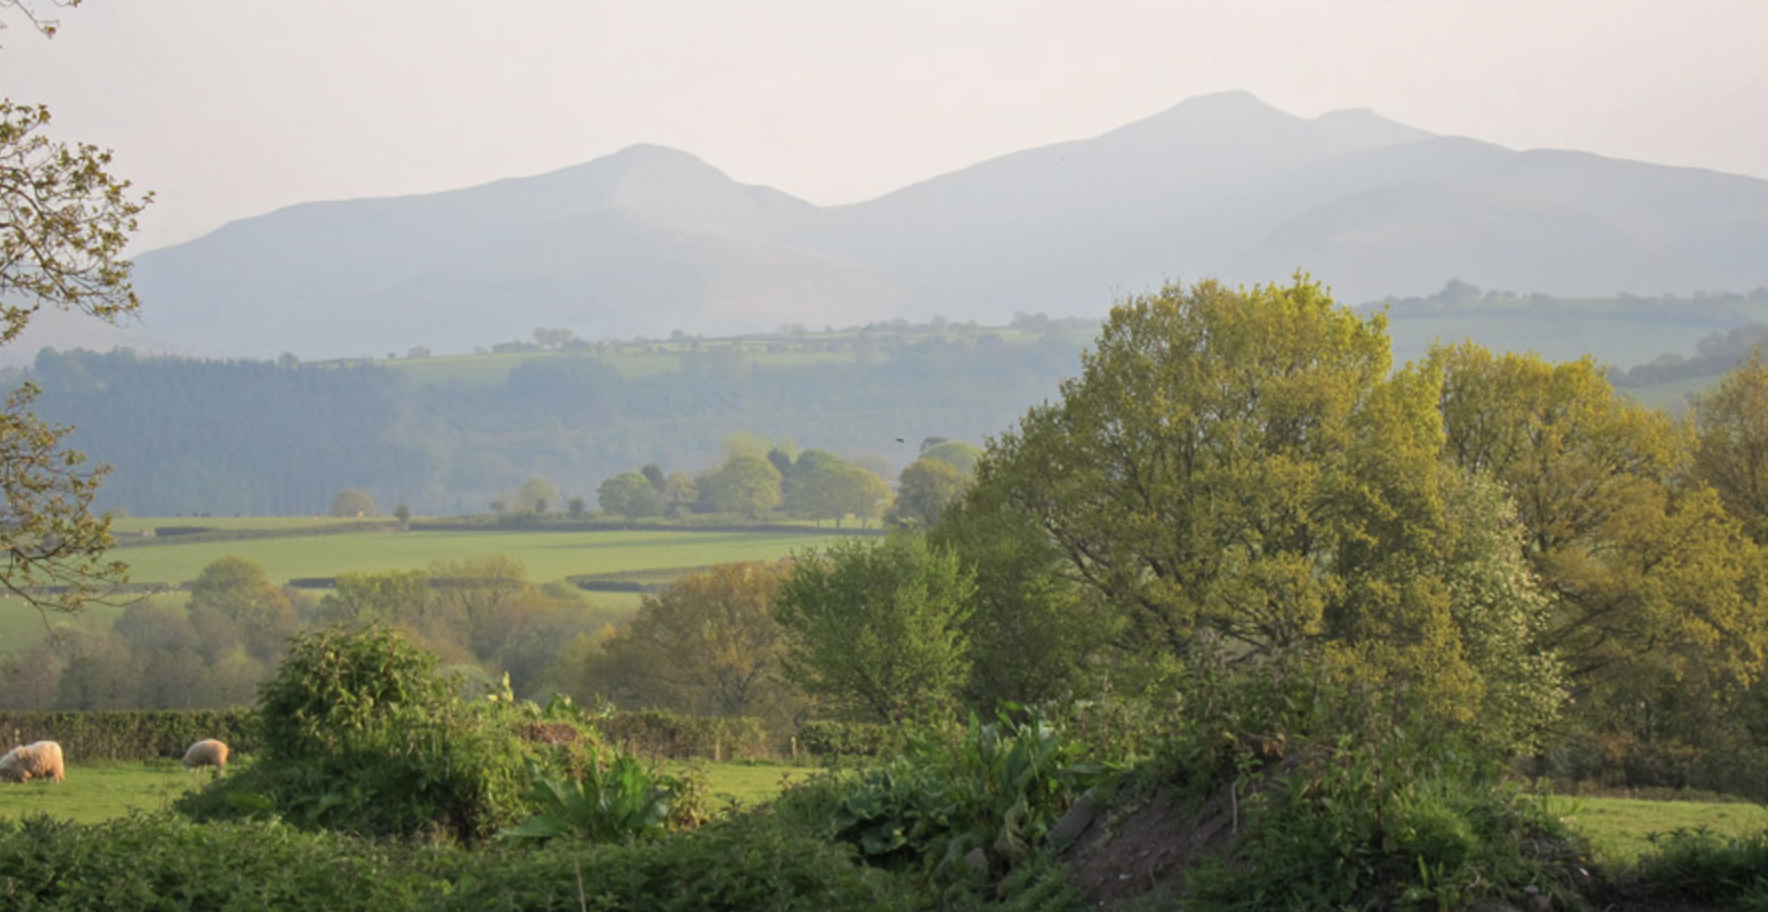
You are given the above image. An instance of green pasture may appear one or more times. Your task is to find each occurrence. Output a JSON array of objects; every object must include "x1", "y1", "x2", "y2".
[
  {"x1": 1553, "y1": 794, "x2": 1768, "y2": 866},
  {"x1": 0, "y1": 759, "x2": 804, "y2": 824},
  {"x1": 108, "y1": 525, "x2": 851, "y2": 590},
  {"x1": 0, "y1": 760, "x2": 208, "y2": 825}
]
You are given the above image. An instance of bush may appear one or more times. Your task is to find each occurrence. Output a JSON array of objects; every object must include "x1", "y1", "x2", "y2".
[
  {"x1": 177, "y1": 625, "x2": 541, "y2": 842},
  {"x1": 1170, "y1": 681, "x2": 1588, "y2": 911},
  {"x1": 827, "y1": 709, "x2": 1105, "y2": 887},
  {"x1": 0, "y1": 812, "x2": 934, "y2": 912},
  {"x1": 1632, "y1": 826, "x2": 1768, "y2": 906},
  {"x1": 598, "y1": 710, "x2": 768, "y2": 760},
  {"x1": 798, "y1": 719, "x2": 905, "y2": 760}
]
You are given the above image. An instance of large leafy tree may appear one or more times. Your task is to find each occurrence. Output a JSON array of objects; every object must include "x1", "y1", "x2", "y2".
[
  {"x1": 704, "y1": 454, "x2": 782, "y2": 522},
  {"x1": 593, "y1": 562, "x2": 798, "y2": 726},
  {"x1": 597, "y1": 471, "x2": 661, "y2": 522},
  {"x1": 784, "y1": 459, "x2": 890, "y2": 528},
  {"x1": 774, "y1": 533, "x2": 975, "y2": 723},
  {"x1": 1431, "y1": 342, "x2": 1768, "y2": 747},
  {"x1": 0, "y1": 8, "x2": 151, "y2": 611},
  {"x1": 1693, "y1": 349, "x2": 1768, "y2": 544},
  {"x1": 963, "y1": 278, "x2": 1561, "y2": 746}
]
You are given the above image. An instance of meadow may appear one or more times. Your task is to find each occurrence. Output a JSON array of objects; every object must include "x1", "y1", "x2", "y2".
[
  {"x1": 0, "y1": 519, "x2": 854, "y2": 656},
  {"x1": 0, "y1": 758, "x2": 810, "y2": 825},
  {"x1": 105, "y1": 519, "x2": 850, "y2": 591}
]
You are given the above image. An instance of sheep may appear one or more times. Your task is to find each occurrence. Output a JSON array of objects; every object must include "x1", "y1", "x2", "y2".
[
  {"x1": 182, "y1": 738, "x2": 229, "y2": 770},
  {"x1": 0, "y1": 740, "x2": 65, "y2": 784}
]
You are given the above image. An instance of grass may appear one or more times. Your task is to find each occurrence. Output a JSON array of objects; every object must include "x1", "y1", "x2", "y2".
[
  {"x1": 0, "y1": 760, "x2": 209, "y2": 825},
  {"x1": 107, "y1": 526, "x2": 852, "y2": 590},
  {"x1": 1552, "y1": 794, "x2": 1768, "y2": 866},
  {"x1": 0, "y1": 759, "x2": 803, "y2": 824}
]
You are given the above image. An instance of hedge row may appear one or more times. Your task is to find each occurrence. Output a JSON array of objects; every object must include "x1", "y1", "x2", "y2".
[
  {"x1": 0, "y1": 709, "x2": 890, "y2": 765},
  {"x1": 796, "y1": 720, "x2": 905, "y2": 759},
  {"x1": 597, "y1": 710, "x2": 770, "y2": 761},
  {"x1": 0, "y1": 710, "x2": 258, "y2": 762}
]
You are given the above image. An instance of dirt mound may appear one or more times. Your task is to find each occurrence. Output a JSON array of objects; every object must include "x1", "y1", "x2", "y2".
[{"x1": 1056, "y1": 779, "x2": 1247, "y2": 908}]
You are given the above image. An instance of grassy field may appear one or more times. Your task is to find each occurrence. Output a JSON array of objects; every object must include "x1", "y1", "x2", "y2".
[
  {"x1": 1550, "y1": 794, "x2": 1768, "y2": 866},
  {"x1": 106, "y1": 523, "x2": 850, "y2": 590},
  {"x1": 0, "y1": 759, "x2": 810, "y2": 824}
]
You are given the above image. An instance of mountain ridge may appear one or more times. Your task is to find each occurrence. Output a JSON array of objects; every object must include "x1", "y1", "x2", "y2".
[{"x1": 101, "y1": 91, "x2": 1768, "y2": 361}]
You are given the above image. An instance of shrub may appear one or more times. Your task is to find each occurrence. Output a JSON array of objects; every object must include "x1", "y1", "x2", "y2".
[
  {"x1": 828, "y1": 709, "x2": 1105, "y2": 886},
  {"x1": 178, "y1": 625, "x2": 539, "y2": 842},
  {"x1": 0, "y1": 812, "x2": 934, "y2": 912}
]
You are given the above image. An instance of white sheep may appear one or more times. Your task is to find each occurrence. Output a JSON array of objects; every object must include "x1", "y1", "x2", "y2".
[
  {"x1": 0, "y1": 740, "x2": 65, "y2": 783},
  {"x1": 182, "y1": 738, "x2": 229, "y2": 770}
]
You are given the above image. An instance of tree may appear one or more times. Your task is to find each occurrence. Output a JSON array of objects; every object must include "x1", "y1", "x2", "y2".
[
  {"x1": 921, "y1": 440, "x2": 983, "y2": 476},
  {"x1": 329, "y1": 487, "x2": 378, "y2": 517},
  {"x1": 890, "y1": 457, "x2": 967, "y2": 528},
  {"x1": 932, "y1": 481, "x2": 1120, "y2": 710},
  {"x1": 0, "y1": 29, "x2": 152, "y2": 611},
  {"x1": 594, "y1": 563, "x2": 798, "y2": 725},
  {"x1": 1431, "y1": 341, "x2": 1768, "y2": 749},
  {"x1": 1693, "y1": 349, "x2": 1768, "y2": 543},
  {"x1": 784, "y1": 459, "x2": 891, "y2": 527},
  {"x1": 427, "y1": 554, "x2": 529, "y2": 659},
  {"x1": 515, "y1": 476, "x2": 560, "y2": 516},
  {"x1": 318, "y1": 568, "x2": 431, "y2": 627},
  {"x1": 597, "y1": 471, "x2": 661, "y2": 522},
  {"x1": 704, "y1": 454, "x2": 781, "y2": 522},
  {"x1": 187, "y1": 555, "x2": 297, "y2": 662},
  {"x1": 965, "y1": 278, "x2": 1561, "y2": 743},
  {"x1": 775, "y1": 533, "x2": 974, "y2": 723}
]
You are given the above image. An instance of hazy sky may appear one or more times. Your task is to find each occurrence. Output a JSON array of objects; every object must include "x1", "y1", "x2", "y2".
[{"x1": 5, "y1": 1, "x2": 1766, "y2": 253}]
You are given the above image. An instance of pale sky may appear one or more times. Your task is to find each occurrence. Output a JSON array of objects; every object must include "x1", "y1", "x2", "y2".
[{"x1": 4, "y1": 1, "x2": 1766, "y2": 254}]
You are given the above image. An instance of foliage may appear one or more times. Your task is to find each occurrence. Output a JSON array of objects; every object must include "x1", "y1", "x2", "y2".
[
  {"x1": 0, "y1": 708, "x2": 256, "y2": 760},
  {"x1": 586, "y1": 563, "x2": 801, "y2": 732},
  {"x1": 889, "y1": 456, "x2": 968, "y2": 529},
  {"x1": 0, "y1": 811, "x2": 930, "y2": 912},
  {"x1": 1694, "y1": 347, "x2": 1768, "y2": 543},
  {"x1": 968, "y1": 278, "x2": 1563, "y2": 750},
  {"x1": 597, "y1": 709, "x2": 770, "y2": 761},
  {"x1": 776, "y1": 532, "x2": 975, "y2": 723},
  {"x1": 1159, "y1": 664, "x2": 1588, "y2": 912},
  {"x1": 316, "y1": 567, "x2": 430, "y2": 627},
  {"x1": 702, "y1": 454, "x2": 782, "y2": 522},
  {"x1": 0, "y1": 80, "x2": 144, "y2": 613},
  {"x1": 1433, "y1": 341, "x2": 1768, "y2": 756},
  {"x1": 327, "y1": 487, "x2": 378, "y2": 518},
  {"x1": 179, "y1": 625, "x2": 536, "y2": 841},
  {"x1": 932, "y1": 483, "x2": 1118, "y2": 711},
  {"x1": 597, "y1": 471, "x2": 661, "y2": 521},
  {"x1": 798, "y1": 719, "x2": 906, "y2": 759},
  {"x1": 827, "y1": 709, "x2": 1105, "y2": 887},
  {"x1": 783, "y1": 460, "x2": 891, "y2": 528},
  {"x1": 1630, "y1": 826, "x2": 1768, "y2": 906},
  {"x1": 496, "y1": 753, "x2": 678, "y2": 843}
]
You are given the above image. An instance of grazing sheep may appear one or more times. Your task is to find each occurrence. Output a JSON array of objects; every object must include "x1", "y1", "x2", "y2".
[
  {"x1": 0, "y1": 740, "x2": 65, "y2": 783},
  {"x1": 182, "y1": 739, "x2": 229, "y2": 770}
]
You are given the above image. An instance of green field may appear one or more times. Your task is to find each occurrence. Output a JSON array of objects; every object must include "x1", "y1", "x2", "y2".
[
  {"x1": 0, "y1": 759, "x2": 809, "y2": 824},
  {"x1": 107, "y1": 523, "x2": 851, "y2": 590}
]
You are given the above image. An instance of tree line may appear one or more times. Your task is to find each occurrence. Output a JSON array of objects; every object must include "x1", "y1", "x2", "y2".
[{"x1": 17, "y1": 327, "x2": 1083, "y2": 517}]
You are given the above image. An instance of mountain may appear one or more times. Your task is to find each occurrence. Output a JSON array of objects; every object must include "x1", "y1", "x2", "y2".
[{"x1": 114, "y1": 91, "x2": 1768, "y2": 360}]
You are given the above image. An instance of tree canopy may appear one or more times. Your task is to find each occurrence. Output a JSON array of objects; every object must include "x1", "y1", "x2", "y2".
[
  {"x1": 0, "y1": 20, "x2": 150, "y2": 612},
  {"x1": 958, "y1": 277, "x2": 1564, "y2": 748}
]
